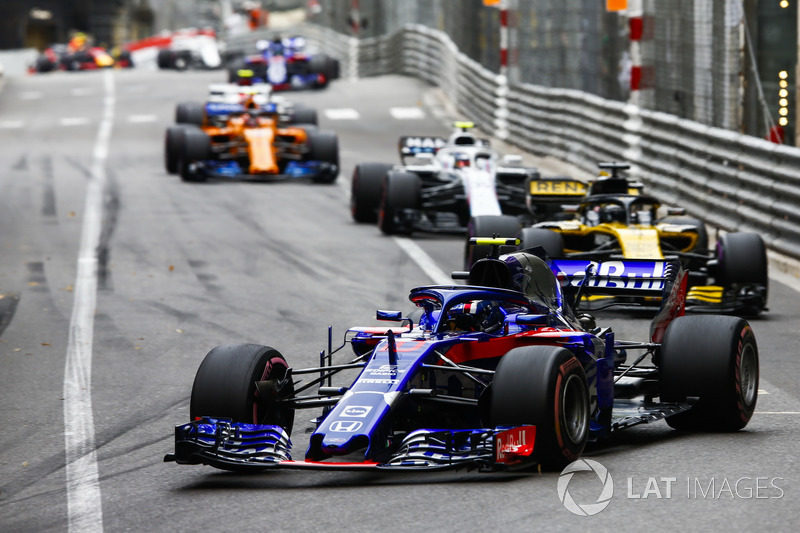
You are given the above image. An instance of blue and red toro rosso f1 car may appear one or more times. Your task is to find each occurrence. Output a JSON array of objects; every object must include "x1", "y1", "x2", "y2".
[{"x1": 165, "y1": 241, "x2": 758, "y2": 472}]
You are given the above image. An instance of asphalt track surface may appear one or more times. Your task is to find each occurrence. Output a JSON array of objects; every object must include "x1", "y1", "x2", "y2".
[{"x1": 0, "y1": 69, "x2": 799, "y2": 532}]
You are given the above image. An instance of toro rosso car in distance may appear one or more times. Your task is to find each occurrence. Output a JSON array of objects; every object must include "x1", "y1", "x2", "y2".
[
  {"x1": 351, "y1": 122, "x2": 536, "y2": 237},
  {"x1": 164, "y1": 84, "x2": 338, "y2": 183},
  {"x1": 165, "y1": 241, "x2": 758, "y2": 473},
  {"x1": 468, "y1": 162, "x2": 769, "y2": 315},
  {"x1": 228, "y1": 35, "x2": 339, "y2": 90}
]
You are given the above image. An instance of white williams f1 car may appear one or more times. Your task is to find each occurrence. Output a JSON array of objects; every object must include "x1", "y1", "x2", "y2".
[{"x1": 350, "y1": 122, "x2": 537, "y2": 238}]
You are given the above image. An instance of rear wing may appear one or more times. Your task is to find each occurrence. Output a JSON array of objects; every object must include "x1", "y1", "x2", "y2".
[
  {"x1": 551, "y1": 258, "x2": 673, "y2": 296},
  {"x1": 550, "y1": 258, "x2": 686, "y2": 342},
  {"x1": 525, "y1": 176, "x2": 588, "y2": 217},
  {"x1": 398, "y1": 136, "x2": 447, "y2": 161}
]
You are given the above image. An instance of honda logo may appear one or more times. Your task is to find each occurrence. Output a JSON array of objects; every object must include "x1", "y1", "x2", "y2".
[{"x1": 329, "y1": 420, "x2": 363, "y2": 433}]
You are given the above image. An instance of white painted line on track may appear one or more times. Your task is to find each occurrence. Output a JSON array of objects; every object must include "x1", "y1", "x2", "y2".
[
  {"x1": 390, "y1": 106, "x2": 426, "y2": 119},
  {"x1": 63, "y1": 69, "x2": 112, "y2": 533},
  {"x1": 60, "y1": 117, "x2": 91, "y2": 126},
  {"x1": 324, "y1": 108, "x2": 360, "y2": 120},
  {"x1": 0, "y1": 120, "x2": 24, "y2": 128},
  {"x1": 393, "y1": 237, "x2": 453, "y2": 285},
  {"x1": 71, "y1": 87, "x2": 96, "y2": 96},
  {"x1": 127, "y1": 114, "x2": 157, "y2": 123},
  {"x1": 20, "y1": 91, "x2": 42, "y2": 100}
]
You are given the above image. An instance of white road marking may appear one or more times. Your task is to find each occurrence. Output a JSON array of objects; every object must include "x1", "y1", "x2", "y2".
[
  {"x1": 63, "y1": 69, "x2": 113, "y2": 533},
  {"x1": 393, "y1": 237, "x2": 453, "y2": 285},
  {"x1": 60, "y1": 117, "x2": 91, "y2": 126},
  {"x1": 324, "y1": 108, "x2": 360, "y2": 120},
  {"x1": 20, "y1": 91, "x2": 42, "y2": 100},
  {"x1": 127, "y1": 114, "x2": 157, "y2": 123},
  {"x1": 0, "y1": 120, "x2": 24, "y2": 128},
  {"x1": 71, "y1": 87, "x2": 96, "y2": 96},
  {"x1": 390, "y1": 106, "x2": 426, "y2": 119}
]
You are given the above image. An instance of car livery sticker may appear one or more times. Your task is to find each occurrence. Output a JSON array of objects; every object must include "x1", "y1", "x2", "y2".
[{"x1": 552, "y1": 259, "x2": 667, "y2": 291}]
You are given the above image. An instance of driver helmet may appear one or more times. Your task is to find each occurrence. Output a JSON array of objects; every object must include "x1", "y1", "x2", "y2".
[
  {"x1": 454, "y1": 153, "x2": 471, "y2": 169},
  {"x1": 446, "y1": 300, "x2": 504, "y2": 333},
  {"x1": 601, "y1": 204, "x2": 626, "y2": 223}
]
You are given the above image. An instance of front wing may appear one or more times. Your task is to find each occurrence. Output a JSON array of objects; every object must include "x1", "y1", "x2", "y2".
[
  {"x1": 164, "y1": 417, "x2": 536, "y2": 472},
  {"x1": 188, "y1": 160, "x2": 337, "y2": 182}
]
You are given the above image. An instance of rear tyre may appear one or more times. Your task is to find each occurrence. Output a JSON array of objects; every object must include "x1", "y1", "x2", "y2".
[
  {"x1": 307, "y1": 131, "x2": 339, "y2": 183},
  {"x1": 518, "y1": 227, "x2": 565, "y2": 258},
  {"x1": 309, "y1": 54, "x2": 333, "y2": 87},
  {"x1": 179, "y1": 129, "x2": 210, "y2": 182},
  {"x1": 35, "y1": 56, "x2": 55, "y2": 73},
  {"x1": 351, "y1": 163, "x2": 392, "y2": 223},
  {"x1": 175, "y1": 101, "x2": 204, "y2": 126},
  {"x1": 290, "y1": 105, "x2": 318, "y2": 126},
  {"x1": 490, "y1": 346, "x2": 589, "y2": 470},
  {"x1": 464, "y1": 215, "x2": 523, "y2": 269},
  {"x1": 190, "y1": 344, "x2": 295, "y2": 434},
  {"x1": 157, "y1": 49, "x2": 174, "y2": 69},
  {"x1": 660, "y1": 315, "x2": 758, "y2": 431},
  {"x1": 716, "y1": 232, "x2": 768, "y2": 314},
  {"x1": 716, "y1": 232, "x2": 768, "y2": 286},
  {"x1": 378, "y1": 172, "x2": 421, "y2": 235},
  {"x1": 165, "y1": 125, "x2": 193, "y2": 174}
]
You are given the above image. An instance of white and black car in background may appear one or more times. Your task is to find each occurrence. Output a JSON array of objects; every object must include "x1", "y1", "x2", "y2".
[{"x1": 350, "y1": 123, "x2": 538, "y2": 240}]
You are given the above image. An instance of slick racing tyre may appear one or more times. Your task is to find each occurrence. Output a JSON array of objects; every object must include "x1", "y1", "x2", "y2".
[
  {"x1": 379, "y1": 171, "x2": 421, "y2": 235},
  {"x1": 178, "y1": 128, "x2": 210, "y2": 182},
  {"x1": 190, "y1": 344, "x2": 295, "y2": 434},
  {"x1": 660, "y1": 315, "x2": 758, "y2": 431},
  {"x1": 716, "y1": 232, "x2": 768, "y2": 284},
  {"x1": 464, "y1": 215, "x2": 522, "y2": 269},
  {"x1": 307, "y1": 131, "x2": 339, "y2": 183},
  {"x1": 716, "y1": 232, "x2": 768, "y2": 314},
  {"x1": 351, "y1": 163, "x2": 392, "y2": 223},
  {"x1": 35, "y1": 56, "x2": 55, "y2": 73},
  {"x1": 309, "y1": 54, "x2": 336, "y2": 87},
  {"x1": 289, "y1": 105, "x2": 318, "y2": 126},
  {"x1": 175, "y1": 101, "x2": 204, "y2": 126},
  {"x1": 157, "y1": 49, "x2": 174, "y2": 69},
  {"x1": 490, "y1": 346, "x2": 590, "y2": 470},
  {"x1": 164, "y1": 125, "x2": 194, "y2": 174},
  {"x1": 518, "y1": 227, "x2": 565, "y2": 258}
]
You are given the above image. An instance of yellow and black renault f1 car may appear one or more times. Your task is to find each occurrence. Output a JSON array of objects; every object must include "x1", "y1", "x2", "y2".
[{"x1": 467, "y1": 163, "x2": 768, "y2": 315}]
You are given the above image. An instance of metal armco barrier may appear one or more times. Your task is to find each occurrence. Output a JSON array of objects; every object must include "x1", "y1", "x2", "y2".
[{"x1": 224, "y1": 22, "x2": 800, "y2": 260}]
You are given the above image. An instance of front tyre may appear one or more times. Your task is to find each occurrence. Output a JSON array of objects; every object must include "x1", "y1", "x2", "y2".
[
  {"x1": 378, "y1": 171, "x2": 421, "y2": 235},
  {"x1": 518, "y1": 227, "x2": 565, "y2": 258},
  {"x1": 660, "y1": 315, "x2": 758, "y2": 431},
  {"x1": 464, "y1": 215, "x2": 522, "y2": 269},
  {"x1": 490, "y1": 346, "x2": 590, "y2": 470},
  {"x1": 351, "y1": 163, "x2": 392, "y2": 223},
  {"x1": 179, "y1": 128, "x2": 210, "y2": 182},
  {"x1": 190, "y1": 344, "x2": 295, "y2": 434}
]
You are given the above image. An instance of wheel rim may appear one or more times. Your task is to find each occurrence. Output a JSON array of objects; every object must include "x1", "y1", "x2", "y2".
[
  {"x1": 739, "y1": 343, "x2": 758, "y2": 407},
  {"x1": 562, "y1": 374, "x2": 589, "y2": 444}
]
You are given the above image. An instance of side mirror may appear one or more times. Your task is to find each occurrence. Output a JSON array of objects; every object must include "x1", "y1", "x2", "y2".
[{"x1": 516, "y1": 314, "x2": 549, "y2": 326}]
